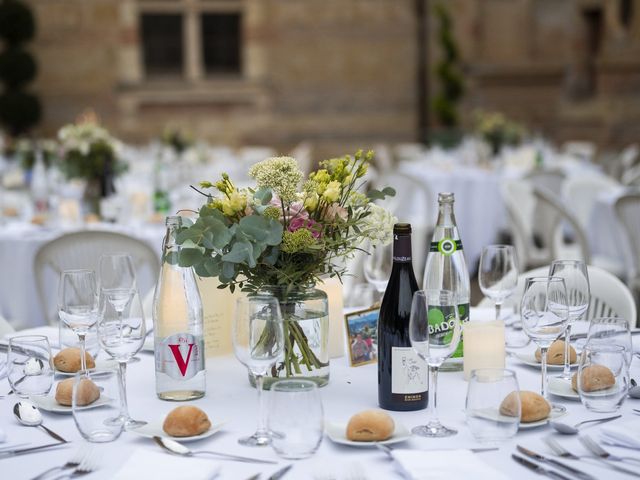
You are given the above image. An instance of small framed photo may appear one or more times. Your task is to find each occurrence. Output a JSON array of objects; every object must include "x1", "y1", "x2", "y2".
[{"x1": 345, "y1": 307, "x2": 379, "y2": 367}]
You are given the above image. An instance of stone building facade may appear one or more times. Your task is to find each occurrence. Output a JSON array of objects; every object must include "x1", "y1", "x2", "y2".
[{"x1": 21, "y1": 0, "x2": 640, "y2": 153}]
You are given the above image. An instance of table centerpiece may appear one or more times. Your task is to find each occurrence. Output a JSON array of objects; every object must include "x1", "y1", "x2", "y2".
[{"x1": 175, "y1": 150, "x2": 396, "y2": 386}]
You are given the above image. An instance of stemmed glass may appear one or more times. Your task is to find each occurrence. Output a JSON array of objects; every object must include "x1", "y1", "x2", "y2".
[
  {"x1": 409, "y1": 289, "x2": 462, "y2": 437},
  {"x1": 58, "y1": 269, "x2": 99, "y2": 375},
  {"x1": 99, "y1": 254, "x2": 136, "y2": 324},
  {"x1": 232, "y1": 295, "x2": 284, "y2": 447},
  {"x1": 364, "y1": 243, "x2": 393, "y2": 300},
  {"x1": 478, "y1": 245, "x2": 518, "y2": 321},
  {"x1": 586, "y1": 317, "x2": 632, "y2": 367},
  {"x1": 549, "y1": 260, "x2": 590, "y2": 381},
  {"x1": 520, "y1": 276, "x2": 569, "y2": 413},
  {"x1": 97, "y1": 288, "x2": 147, "y2": 429}
]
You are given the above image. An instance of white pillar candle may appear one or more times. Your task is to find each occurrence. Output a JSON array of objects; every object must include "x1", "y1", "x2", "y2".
[
  {"x1": 318, "y1": 276, "x2": 345, "y2": 358},
  {"x1": 463, "y1": 319, "x2": 506, "y2": 381}
]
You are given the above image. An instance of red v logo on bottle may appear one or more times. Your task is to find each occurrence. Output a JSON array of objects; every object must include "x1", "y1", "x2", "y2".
[{"x1": 168, "y1": 344, "x2": 194, "y2": 376}]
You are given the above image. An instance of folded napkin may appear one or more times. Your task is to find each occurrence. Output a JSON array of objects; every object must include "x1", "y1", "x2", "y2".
[
  {"x1": 111, "y1": 449, "x2": 220, "y2": 480},
  {"x1": 391, "y1": 449, "x2": 509, "y2": 480},
  {"x1": 601, "y1": 421, "x2": 640, "y2": 449}
]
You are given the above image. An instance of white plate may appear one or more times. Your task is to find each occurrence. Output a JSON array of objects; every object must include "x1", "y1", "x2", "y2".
[
  {"x1": 513, "y1": 352, "x2": 578, "y2": 370},
  {"x1": 30, "y1": 393, "x2": 115, "y2": 414},
  {"x1": 519, "y1": 408, "x2": 567, "y2": 429},
  {"x1": 325, "y1": 420, "x2": 411, "y2": 447},
  {"x1": 128, "y1": 418, "x2": 226, "y2": 442},
  {"x1": 548, "y1": 377, "x2": 580, "y2": 400},
  {"x1": 54, "y1": 358, "x2": 118, "y2": 376}
]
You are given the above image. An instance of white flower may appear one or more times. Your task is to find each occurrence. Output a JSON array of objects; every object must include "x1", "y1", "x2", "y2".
[
  {"x1": 249, "y1": 156, "x2": 303, "y2": 203},
  {"x1": 360, "y1": 204, "x2": 396, "y2": 246}
]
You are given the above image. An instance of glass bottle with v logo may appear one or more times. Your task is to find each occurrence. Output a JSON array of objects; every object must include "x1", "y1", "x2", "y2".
[{"x1": 152, "y1": 216, "x2": 206, "y2": 401}]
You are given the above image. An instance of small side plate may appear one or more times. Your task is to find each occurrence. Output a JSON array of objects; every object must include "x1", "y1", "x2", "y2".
[
  {"x1": 30, "y1": 393, "x2": 115, "y2": 414},
  {"x1": 513, "y1": 352, "x2": 578, "y2": 371},
  {"x1": 129, "y1": 418, "x2": 226, "y2": 442},
  {"x1": 548, "y1": 377, "x2": 580, "y2": 400},
  {"x1": 325, "y1": 420, "x2": 411, "y2": 447}
]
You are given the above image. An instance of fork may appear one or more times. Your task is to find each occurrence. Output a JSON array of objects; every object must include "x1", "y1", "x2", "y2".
[
  {"x1": 52, "y1": 449, "x2": 100, "y2": 479},
  {"x1": 580, "y1": 435, "x2": 640, "y2": 465},
  {"x1": 29, "y1": 446, "x2": 91, "y2": 480},
  {"x1": 544, "y1": 436, "x2": 640, "y2": 478}
]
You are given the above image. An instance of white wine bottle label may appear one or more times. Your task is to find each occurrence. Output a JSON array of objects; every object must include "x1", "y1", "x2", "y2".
[
  {"x1": 429, "y1": 239, "x2": 463, "y2": 255},
  {"x1": 428, "y1": 304, "x2": 469, "y2": 358},
  {"x1": 391, "y1": 347, "x2": 427, "y2": 401},
  {"x1": 157, "y1": 333, "x2": 205, "y2": 380}
]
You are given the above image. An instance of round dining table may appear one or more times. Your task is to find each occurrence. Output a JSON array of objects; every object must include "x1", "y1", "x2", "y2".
[{"x1": 2, "y1": 309, "x2": 640, "y2": 479}]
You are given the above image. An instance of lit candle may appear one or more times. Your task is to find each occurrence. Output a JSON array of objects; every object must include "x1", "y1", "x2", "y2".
[
  {"x1": 317, "y1": 276, "x2": 345, "y2": 358},
  {"x1": 463, "y1": 318, "x2": 506, "y2": 381}
]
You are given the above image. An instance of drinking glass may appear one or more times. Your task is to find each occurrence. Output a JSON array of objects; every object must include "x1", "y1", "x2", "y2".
[
  {"x1": 232, "y1": 295, "x2": 285, "y2": 447},
  {"x1": 7, "y1": 335, "x2": 54, "y2": 397},
  {"x1": 58, "y1": 270, "x2": 98, "y2": 374},
  {"x1": 268, "y1": 379, "x2": 323, "y2": 459},
  {"x1": 466, "y1": 368, "x2": 520, "y2": 444},
  {"x1": 478, "y1": 245, "x2": 518, "y2": 321},
  {"x1": 409, "y1": 289, "x2": 462, "y2": 437},
  {"x1": 549, "y1": 260, "x2": 590, "y2": 381},
  {"x1": 585, "y1": 317, "x2": 632, "y2": 367},
  {"x1": 520, "y1": 276, "x2": 569, "y2": 413},
  {"x1": 577, "y1": 344, "x2": 629, "y2": 412},
  {"x1": 99, "y1": 254, "x2": 136, "y2": 322},
  {"x1": 364, "y1": 243, "x2": 393, "y2": 300},
  {"x1": 97, "y1": 288, "x2": 146, "y2": 429},
  {"x1": 72, "y1": 368, "x2": 123, "y2": 442}
]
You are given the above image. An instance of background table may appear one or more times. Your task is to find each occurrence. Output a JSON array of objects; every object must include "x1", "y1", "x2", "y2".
[{"x1": 2, "y1": 313, "x2": 640, "y2": 479}]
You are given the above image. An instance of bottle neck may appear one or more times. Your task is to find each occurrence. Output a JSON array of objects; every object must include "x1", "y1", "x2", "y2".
[
  {"x1": 436, "y1": 202, "x2": 456, "y2": 227},
  {"x1": 162, "y1": 220, "x2": 181, "y2": 255},
  {"x1": 392, "y1": 234, "x2": 412, "y2": 263}
]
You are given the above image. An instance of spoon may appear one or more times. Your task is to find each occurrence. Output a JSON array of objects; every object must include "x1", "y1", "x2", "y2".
[
  {"x1": 153, "y1": 436, "x2": 277, "y2": 465},
  {"x1": 13, "y1": 402, "x2": 68, "y2": 443},
  {"x1": 12, "y1": 358, "x2": 46, "y2": 388},
  {"x1": 630, "y1": 379, "x2": 640, "y2": 399},
  {"x1": 550, "y1": 414, "x2": 621, "y2": 435}
]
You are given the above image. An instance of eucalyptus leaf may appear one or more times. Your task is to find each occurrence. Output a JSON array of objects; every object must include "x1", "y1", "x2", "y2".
[
  {"x1": 254, "y1": 187, "x2": 273, "y2": 205},
  {"x1": 222, "y1": 240, "x2": 256, "y2": 267},
  {"x1": 179, "y1": 248, "x2": 204, "y2": 267}
]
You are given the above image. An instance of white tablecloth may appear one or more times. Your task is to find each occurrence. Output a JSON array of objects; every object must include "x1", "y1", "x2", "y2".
[
  {"x1": 2, "y1": 313, "x2": 640, "y2": 479},
  {"x1": 0, "y1": 221, "x2": 164, "y2": 328}
]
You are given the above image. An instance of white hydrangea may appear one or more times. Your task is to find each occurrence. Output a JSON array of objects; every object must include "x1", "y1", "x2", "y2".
[{"x1": 360, "y1": 203, "x2": 396, "y2": 246}]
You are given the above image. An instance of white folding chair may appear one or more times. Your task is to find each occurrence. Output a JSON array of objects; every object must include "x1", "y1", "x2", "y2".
[
  {"x1": 34, "y1": 231, "x2": 160, "y2": 325},
  {"x1": 562, "y1": 174, "x2": 620, "y2": 230},
  {"x1": 0, "y1": 314, "x2": 15, "y2": 337},
  {"x1": 615, "y1": 193, "x2": 640, "y2": 300},
  {"x1": 478, "y1": 265, "x2": 637, "y2": 325}
]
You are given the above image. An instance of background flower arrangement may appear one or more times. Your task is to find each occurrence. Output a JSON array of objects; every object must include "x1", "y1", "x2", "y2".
[{"x1": 473, "y1": 110, "x2": 526, "y2": 156}]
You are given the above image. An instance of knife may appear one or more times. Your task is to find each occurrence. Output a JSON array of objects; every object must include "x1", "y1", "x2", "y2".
[
  {"x1": 512, "y1": 454, "x2": 573, "y2": 480},
  {"x1": 0, "y1": 442, "x2": 69, "y2": 459},
  {"x1": 517, "y1": 445, "x2": 596, "y2": 480},
  {"x1": 268, "y1": 464, "x2": 293, "y2": 480}
]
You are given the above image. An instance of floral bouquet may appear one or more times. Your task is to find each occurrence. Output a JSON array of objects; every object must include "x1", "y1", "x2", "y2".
[
  {"x1": 473, "y1": 110, "x2": 526, "y2": 156},
  {"x1": 176, "y1": 150, "x2": 395, "y2": 384}
]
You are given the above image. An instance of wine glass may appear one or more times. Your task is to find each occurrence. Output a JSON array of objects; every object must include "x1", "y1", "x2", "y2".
[
  {"x1": 364, "y1": 242, "x2": 393, "y2": 300},
  {"x1": 232, "y1": 295, "x2": 284, "y2": 447},
  {"x1": 549, "y1": 260, "x2": 590, "y2": 381},
  {"x1": 409, "y1": 289, "x2": 462, "y2": 437},
  {"x1": 99, "y1": 254, "x2": 136, "y2": 323},
  {"x1": 520, "y1": 276, "x2": 569, "y2": 413},
  {"x1": 478, "y1": 245, "x2": 518, "y2": 321},
  {"x1": 97, "y1": 288, "x2": 147, "y2": 429},
  {"x1": 585, "y1": 317, "x2": 632, "y2": 367},
  {"x1": 58, "y1": 269, "x2": 98, "y2": 374}
]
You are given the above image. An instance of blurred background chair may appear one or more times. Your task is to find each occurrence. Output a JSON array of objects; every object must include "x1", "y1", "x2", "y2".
[
  {"x1": 562, "y1": 174, "x2": 620, "y2": 231},
  {"x1": 0, "y1": 314, "x2": 15, "y2": 337},
  {"x1": 34, "y1": 231, "x2": 160, "y2": 325},
  {"x1": 615, "y1": 192, "x2": 640, "y2": 303}
]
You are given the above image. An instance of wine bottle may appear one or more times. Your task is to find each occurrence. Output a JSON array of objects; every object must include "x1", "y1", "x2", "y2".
[
  {"x1": 152, "y1": 215, "x2": 206, "y2": 400},
  {"x1": 423, "y1": 192, "x2": 470, "y2": 372},
  {"x1": 378, "y1": 223, "x2": 428, "y2": 411}
]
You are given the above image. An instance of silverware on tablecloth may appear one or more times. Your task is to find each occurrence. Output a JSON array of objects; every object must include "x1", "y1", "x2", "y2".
[
  {"x1": 0, "y1": 442, "x2": 29, "y2": 452},
  {"x1": 549, "y1": 415, "x2": 621, "y2": 435},
  {"x1": 0, "y1": 442, "x2": 69, "y2": 459},
  {"x1": 516, "y1": 445, "x2": 595, "y2": 480},
  {"x1": 13, "y1": 401, "x2": 68, "y2": 443},
  {"x1": 375, "y1": 442, "x2": 498, "y2": 456},
  {"x1": 29, "y1": 446, "x2": 92, "y2": 480},
  {"x1": 52, "y1": 448, "x2": 100, "y2": 479},
  {"x1": 153, "y1": 436, "x2": 277, "y2": 465},
  {"x1": 267, "y1": 464, "x2": 293, "y2": 480},
  {"x1": 511, "y1": 454, "x2": 573, "y2": 480},
  {"x1": 544, "y1": 436, "x2": 640, "y2": 478},
  {"x1": 579, "y1": 435, "x2": 640, "y2": 465},
  {"x1": 243, "y1": 474, "x2": 261, "y2": 480},
  {"x1": 572, "y1": 330, "x2": 640, "y2": 341}
]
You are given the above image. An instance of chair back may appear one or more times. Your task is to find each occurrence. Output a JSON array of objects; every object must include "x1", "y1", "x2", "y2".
[
  {"x1": 34, "y1": 231, "x2": 160, "y2": 325},
  {"x1": 615, "y1": 193, "x2": 640, "y2": 292},
  {"x1": 562, "y1": 174, "x2": 620, "y2": 229}
]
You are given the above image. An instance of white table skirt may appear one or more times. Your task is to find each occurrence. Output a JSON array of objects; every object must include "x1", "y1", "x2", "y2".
[
  {"x1": 0, "y1": 222, "x2": 164, "y2": 328},
  {"x1": 2, "y1": 317, "x2": 640, "y2": 479}
]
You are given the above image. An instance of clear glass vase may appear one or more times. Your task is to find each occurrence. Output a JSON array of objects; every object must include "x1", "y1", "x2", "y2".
[{"x1": 257, "y1": 285, "x2": 330, "y2": 388}]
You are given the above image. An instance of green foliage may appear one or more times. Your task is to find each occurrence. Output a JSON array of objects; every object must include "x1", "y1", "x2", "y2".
[
  {"x1": 432, "y1": 3, "x2": 464, "y2": 128},
  {"x1": 0, "y1": 0, "x2": 35, "y2": 44},
  {"x1": 0, "y1": 90, "x2": 41, "y2": 136},
  {"x1": 58, "y1": 140, "x2": 126, "y2": 180},
  {"x1": 0, "y1": 48, "x2": 36, "y2": 87}
]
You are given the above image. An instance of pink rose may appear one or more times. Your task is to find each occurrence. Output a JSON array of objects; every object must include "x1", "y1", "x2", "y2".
[
  {"x1": 288, "y1": 217, "x2": 322, "y2": 238},
  {"x1": 324, "y1": 203, "x2": 348, "y2": 222}
]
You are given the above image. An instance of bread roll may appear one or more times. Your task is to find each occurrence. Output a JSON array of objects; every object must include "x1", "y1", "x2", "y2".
[
  {"x1": 572, "y1": 365, "x2": 616, "y2": 393},
  {"x1": 163, "y1": 406, "x2": 211, "y2": 437},
  {"x1": 500, "y1": 390, "x2": 550, "y2": 423},
  {"x1": 535, "y1": 340, "x2": 577, "y2": 365},
  {"x1": 55, "y1": 377, "x2": 100, "y2": 406},
  {"x1": 53, "y1": 348, "x2": 96, "y2": 373},
  {"x1": 346, "y1": 410, "x2": 395, "y2": 442}
]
